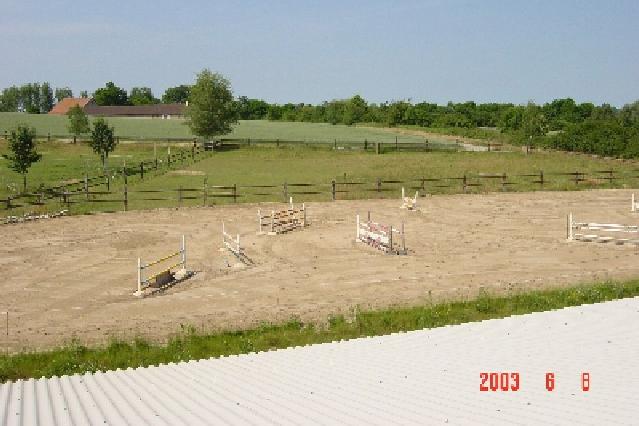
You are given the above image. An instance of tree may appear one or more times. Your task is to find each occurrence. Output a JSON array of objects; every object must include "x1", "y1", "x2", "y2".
[
  {"x1": 162, "y1": 85, "x2": 191, "y2": 104},
  {"x1": 185, "y1": 69, "x2": 238, "y2": 139},
  {"x1": 80, "y1": 90, "x2": 88, "y2": 98},
  {"x1": 0, "y1": 86, "x2": 20, "y2": 111},
  {"x1": 67, "y1": 104, "x2": 90, "y2": 143},
  {"x1": 522, "y1": 102, "x2": 548, "y2": 146},
  {"x1": 89, "y1": 118, "x2": 117, "y2": 169},
  {"x1": 55, "y1": 87, "x2": 73, "y2": 102},
  {"x1": 7, "y1": 125, "x2": 41, "y2": 192},
  {"x1": 20, "y1": 83, "x2": 40, "y2": 113},
  {"x1": 39, "y1": 82, "x2": 54, "y2": 113},
  {"x1": 342, "y1": 95, "x2": 368, "y2": 125},
  {"x1": 129, "y1": 87, "x2": 159, "y2": 105},
  {"x1": 93, "y1": 82, "x2": 129, "y2": 106}
]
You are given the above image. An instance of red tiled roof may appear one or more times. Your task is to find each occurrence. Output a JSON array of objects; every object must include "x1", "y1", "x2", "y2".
[{"x1": 48, "y1": 98, "x2": 92, "y2": 115}]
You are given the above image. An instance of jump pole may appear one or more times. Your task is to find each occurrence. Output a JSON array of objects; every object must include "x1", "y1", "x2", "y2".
[
  {"x1": 137, "y1": 258, "x2": 142, "y2": 295},
  {"x1": 181, "y1": 234, "x2": 186, "y2": 269}
]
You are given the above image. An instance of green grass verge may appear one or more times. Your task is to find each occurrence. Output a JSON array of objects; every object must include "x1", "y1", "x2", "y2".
[{"x1": 1, "y1": 280, "x2": 638, "y2": 383}]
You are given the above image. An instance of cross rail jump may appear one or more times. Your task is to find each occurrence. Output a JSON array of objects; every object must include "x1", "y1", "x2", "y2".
[{"x1": 356, "y1": 211, "x2": 407, "y2": 255}]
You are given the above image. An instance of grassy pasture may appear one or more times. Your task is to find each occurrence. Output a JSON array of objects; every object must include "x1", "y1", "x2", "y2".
[
  {"x1": 0, "y1": 113, "x2": 436, "y2": 143},
  {"x1": 2, "y1": 140, "x2": 637, "y2": 215}
]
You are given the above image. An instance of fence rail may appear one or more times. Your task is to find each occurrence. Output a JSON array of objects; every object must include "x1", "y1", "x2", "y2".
[{"x1": 3, "y1": 168, "x2": 638, "y2": 218}]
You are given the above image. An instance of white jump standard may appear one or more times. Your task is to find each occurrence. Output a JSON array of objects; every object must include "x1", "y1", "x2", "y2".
[
  {"x1": 356, "y1": 211, "x2": 407, "y2": 255},
  {"x1": 222, "y1": 222, "x2": 251, "y2": 264},
  {"x1": 135, "y1": 235, "x2": 189, "y2": 296},
  {"x1": 400, "y1": 187, "x2": 418, "y2": 210},
  {"x1": 258, "y1": 197, "x2": 307, "y2": 235},
  {"x1": 566, "y1": 212, "x2": 639, "y2": 245},
  {"x1": 632, "y1": 194, "x2": 639, "y2": 213}
]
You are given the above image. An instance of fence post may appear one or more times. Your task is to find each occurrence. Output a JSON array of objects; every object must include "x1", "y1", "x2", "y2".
[
  {"x1": 334, "y1": 139, "x2": 337, "y2": 149},
  {"x1": 84, "y1": 174, "x2": 89, "y2": 200},
  {"x1": 574, "y1": 171, "x2": 579, "y2": 186},
  {"x1": 377, "y1": 178, "x2": 382, "y2": 197},
  {"x1": 463, "y1": 174, "x2": 467, "y2": 193},
  {"x1": 6, "y1": 196, "x2": 11, "y2": 210},
  {"x1": 395, "y1": 136, "x2": 398, "y2": 151},
  {"x1": 376, "y1": 142, "x2": 381, "y2": 155},
  {"x1": 181, "y1": 151, "x2": 185, "y2": 164},
  {"x1": 203, "y1": 177, "x2": 208, "y2": 207},
  {"x1": 364, "y1": 139, "x2": 368, "y2": 151},
  {"x1": 168, "y1": 154, "x2": 171, "y2": 168},
  {"x1": 248, "y1": 138, "x2": 251, "y2": 147},
  {"x1": 73, "y1": 135, "x2": 77, "y2": 144},
  {"x1": 487, "y1": 143, "x2": 491, "y2": 152},
  {"x1": 178, "y1": 186, "x2": 183, "y2": 207},
  {"x1": 283, "y1": 182, "x2": 288, "y2": 202},
  {"x1": 421, "y1": 178, "x2": 425, "y2": 191},
  {"x1": 331, "y1": 180, "x2": 336, "y2": 201},
  {"x1": 501, "y1": 173, "x2": 507, "y2": 191},
  {"x1": 191, "y1": 146, "x2": 195, "y2": 160},
  {"x1": 388, "y1": 223, "x2": 393, "y2": 255},
  {"x1": 276, "y1": 138, "x2": 279, "y2": 148},
  {"x1": 540, "y1": 170, "x2": 544, "y2": 187},
  {"x1": 140, "y1": 162, "x2": 144, "y2": 180},
  {"x1": 47, "y1": 132, "x2": 50, "y2": 142},
  {"x1": 233, "y1": 183, "x2": 237, "y2": 203}
]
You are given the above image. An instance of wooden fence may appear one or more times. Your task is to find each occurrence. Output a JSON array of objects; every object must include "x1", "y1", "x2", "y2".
[{"x1": 2, "y1": 168, "x2": 633, "y2": 217}]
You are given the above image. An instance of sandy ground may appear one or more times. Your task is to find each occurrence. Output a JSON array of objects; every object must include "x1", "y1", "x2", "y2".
[{"x1": 2, "y1": 189, "x2": 639, "y2": 352}]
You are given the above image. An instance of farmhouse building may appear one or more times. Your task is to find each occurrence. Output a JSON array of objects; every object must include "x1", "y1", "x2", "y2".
[{"x1": 49, "y1": 97, "x2": 186, "y2": 119}]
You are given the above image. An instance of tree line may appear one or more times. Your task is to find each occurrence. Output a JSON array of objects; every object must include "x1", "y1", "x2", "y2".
[
  {"x1": 0, "y1": 82, "x2": 191, "y2": 112},
  {"x1": 2, "y1": 76, "x2": 639, "y2": 159}
]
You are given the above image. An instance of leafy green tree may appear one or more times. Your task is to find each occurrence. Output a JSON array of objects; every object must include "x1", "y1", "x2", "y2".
[
  {"x1": 162, "y1": 85, "x2": 191, "y2": 104},
  {"x1": 342, "y1": 95, "x2": 368, "y2": 125},
  {"x1": 522, "y1": 102, "x2": 548, "y2": 146},
  {"x1": 93, "y1": 82, "x2": 130, "y2": 106},
  {"x1": 129, "y1": 87, "x2": 159, "y2": 105},
  {"x1": 20, "y1": 83, "x2": 41, "y2": 113},
  {"x1": 89, "y1": 118, "x2": 117, "y2": 169},
  {"x1": 67, "y1": 105, "x2": 90, "y2": 143},
  {"x1": 0, "y1": 86, "x2": 20, "y2": 111},
  {"x1": 54, "y1": 87, "x2": 73, "y2": 102},
  {"x1": 6, "y1": 125, "x2": 41, "y2": 191},
  {"x1": 39, "y1": 82, "x2": 54, "y2": 113},
  {"x1": 186, "y1": 69, "x2": 238, "y2": 139}
]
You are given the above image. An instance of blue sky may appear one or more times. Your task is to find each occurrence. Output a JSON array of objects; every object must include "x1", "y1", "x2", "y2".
[{"x1": 1, "y1": 0, "x2": 637, "y2": 106}]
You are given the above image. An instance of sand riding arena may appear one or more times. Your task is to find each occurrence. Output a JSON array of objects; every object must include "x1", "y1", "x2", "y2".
[{"x1": 2, "y1": 189, "x2": 639, "y2": 352}]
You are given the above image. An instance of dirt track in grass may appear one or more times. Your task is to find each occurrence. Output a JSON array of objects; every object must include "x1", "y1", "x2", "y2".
[{"x1": 2, "y1": 189, "x2": 639, "y2": 352}]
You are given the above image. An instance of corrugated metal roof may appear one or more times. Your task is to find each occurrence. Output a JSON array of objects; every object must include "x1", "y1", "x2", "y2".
[{"x1": 2, "y1": 297, "x2": 638, "y2": 425}]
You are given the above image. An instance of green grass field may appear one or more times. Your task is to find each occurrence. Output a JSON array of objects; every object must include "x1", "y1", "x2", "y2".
[
  {"x1": 2, "y1": 140, "x2": 637, "y2": 214},
  {"x1": 1, "y1": 279, "x2": 637, "y2": 382},
  {"x1": 0, "y1": 113, "x2": 438, "y2": 143}
]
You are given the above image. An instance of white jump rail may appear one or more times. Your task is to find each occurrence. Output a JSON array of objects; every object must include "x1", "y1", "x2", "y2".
[
  {"x1": 258, "y1": 197, "x2": 307, "y2": 235},
  {"x1": 356, "y1": 211, "x2": 407, "y2": 255},
  {"x1": 400, "y1": 187, "x2": 418, "y2": 210},
  {"x1": 4, "y1": 209, "x2": 68, "y2": 224},
  {"x1": 136, "y1": 235, "x2": 187, "y2": 296},
  {"x1": 632, "y1": 194, "x2": 639, "y2": 213},
  {"x1": 567, "y1": 212, "x2": 639, "y2": 245}
]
